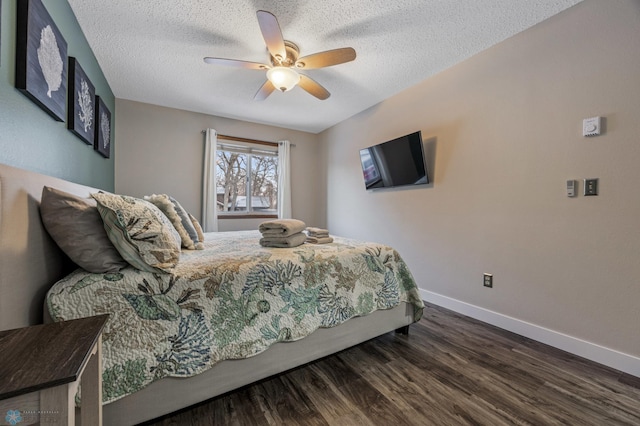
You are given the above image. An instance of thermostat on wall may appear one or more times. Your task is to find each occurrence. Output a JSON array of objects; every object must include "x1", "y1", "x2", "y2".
[{"x1": 583, "y1": 116, "x2": 602, "y2": 137}]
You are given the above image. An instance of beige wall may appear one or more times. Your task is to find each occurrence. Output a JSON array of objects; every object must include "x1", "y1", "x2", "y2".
[
  {"x1": 114, "y1": 100, "x2": 324, "y2": 232},
  {"x1": 321, "y1": 0, "x2": 640, "y2": 358}
]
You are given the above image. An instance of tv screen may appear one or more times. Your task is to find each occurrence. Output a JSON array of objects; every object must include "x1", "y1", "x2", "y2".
[{"x1": 359, "y1": 131, "x2": 429, "y2": 190}]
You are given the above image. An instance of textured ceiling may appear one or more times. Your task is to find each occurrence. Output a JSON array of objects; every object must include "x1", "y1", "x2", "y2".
[{"x1": 68, "y1": 0, "x2": 583, "y2": 134}]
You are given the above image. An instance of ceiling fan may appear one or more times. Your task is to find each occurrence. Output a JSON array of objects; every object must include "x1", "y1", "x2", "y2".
[{"x1": 204, "y1": 10, "x2": 356, "y2": 101}]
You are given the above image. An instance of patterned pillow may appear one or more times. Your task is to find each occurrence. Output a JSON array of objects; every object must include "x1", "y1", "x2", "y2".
[
  {"x1": 144, "y1": 194, "x2": 198, "y2": 250},
  {"x1": 40, "y1": 186, "x2": 128, "y2": 273},
  {"x1": 92, "y1": 192, "x2": 181, "y2": 273}
]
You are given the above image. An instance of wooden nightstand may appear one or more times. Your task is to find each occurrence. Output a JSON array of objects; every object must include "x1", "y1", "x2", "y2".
[{"x1": 0, "y1": 315, "x2": 108, "y2": 426}]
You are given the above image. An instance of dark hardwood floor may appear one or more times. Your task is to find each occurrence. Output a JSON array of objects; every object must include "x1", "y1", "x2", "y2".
[{"x1": 145, "y1": 302, "x2": 640, "y2": 425}]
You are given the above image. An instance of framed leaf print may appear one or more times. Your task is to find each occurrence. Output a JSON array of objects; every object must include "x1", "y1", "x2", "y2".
[
  {"x1": 16, "y1": 0, "x2": 68, "y2": 121},
  {"x1": 94, "y1": 96, "x2": 111, "y2": 158},
  {"x1": 68, "y1": 57, "x2": 95, "y2": 145}
]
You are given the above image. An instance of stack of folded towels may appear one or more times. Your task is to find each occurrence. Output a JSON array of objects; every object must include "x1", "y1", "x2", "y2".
[
  {"x1": 259, "y1": 219, "x2": 307, "y2": 248},
  {"x1": 305, "y1": 227, "x2": 334, "y2": 244}
]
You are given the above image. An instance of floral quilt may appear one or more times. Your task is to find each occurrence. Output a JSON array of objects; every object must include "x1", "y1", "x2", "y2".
[{"x1": 46, "y1": 231, "x2": 424, "y2": 404}]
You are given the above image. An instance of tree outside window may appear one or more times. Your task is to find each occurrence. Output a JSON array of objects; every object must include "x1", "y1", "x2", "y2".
[{"x1": 216, "y1": 148, "x2": 278, "y2": 215}]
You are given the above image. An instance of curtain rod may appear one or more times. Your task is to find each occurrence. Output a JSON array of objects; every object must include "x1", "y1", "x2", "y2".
[{"x1": 200, "y1": 131, "x2": 295, "y2": 147}]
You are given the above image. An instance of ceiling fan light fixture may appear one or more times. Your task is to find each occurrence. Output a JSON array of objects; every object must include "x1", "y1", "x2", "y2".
[{"x1": 266, "y1": 66, "x2": 300, "y2": 92}]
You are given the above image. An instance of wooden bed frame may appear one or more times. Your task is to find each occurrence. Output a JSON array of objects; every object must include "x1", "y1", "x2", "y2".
[{"x1": 0, "y1": 163, "x2": 415, "y2": 425}]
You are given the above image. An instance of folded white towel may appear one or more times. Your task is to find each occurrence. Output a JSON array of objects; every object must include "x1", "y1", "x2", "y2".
[
  {"x1": 260, "y1": 232, "x2": 307, "y2": 248},
  {"x1": 306, "y1": 227, "x2": 329, "y2": 237},
  {"x1": 306, "y1": 236, "x2": 334, "y2": 244},
  {"x1": 259, "y1": 219, "x2": 306, "y2": 237}
]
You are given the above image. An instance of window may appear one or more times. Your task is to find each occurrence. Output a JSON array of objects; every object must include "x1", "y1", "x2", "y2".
[{"x1": 216, "y1": 141, "x2": 278, "y2": 217}]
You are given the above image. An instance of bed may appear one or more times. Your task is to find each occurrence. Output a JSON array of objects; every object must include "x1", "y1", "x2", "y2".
[{"x1": 0, "y1": 162, "x2": 424, "y2": 425}]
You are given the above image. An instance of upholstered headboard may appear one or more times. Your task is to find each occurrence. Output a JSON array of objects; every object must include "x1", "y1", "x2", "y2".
[{"x1": 0, "y1": 163, "x2": 100, "y2": 330}]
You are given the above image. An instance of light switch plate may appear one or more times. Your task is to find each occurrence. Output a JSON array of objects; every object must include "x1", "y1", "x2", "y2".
[
  {"x1": 566, "y1": 180, "x2": 577, "y2": 197},
  {"x1": 584, "y1": 178, "x2": 598, "y2": 196}
]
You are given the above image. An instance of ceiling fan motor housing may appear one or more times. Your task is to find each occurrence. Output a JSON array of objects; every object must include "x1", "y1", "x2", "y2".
[{"x1": 271, "y1": 40, "x2": 301, "y2": 68}]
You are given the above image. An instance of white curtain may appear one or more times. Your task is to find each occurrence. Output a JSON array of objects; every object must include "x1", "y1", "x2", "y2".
[
  {"x1": 277, "y1": 140, "x2": 292, "y2": 219},
  {"x1": 201, "y1": 129, "x2": 218, "y2": 232}
]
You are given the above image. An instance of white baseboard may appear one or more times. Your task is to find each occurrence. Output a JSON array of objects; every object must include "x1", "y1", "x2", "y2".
[{"x1": 421, "y1": 289, "x2": 640, "y2": 378}]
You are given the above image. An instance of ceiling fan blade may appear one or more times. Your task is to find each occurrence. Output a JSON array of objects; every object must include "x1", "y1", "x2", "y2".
[
  {"x1": 256, "y1": 10, "x2": 287, "y2": 62},
  {"x1": 298, "y1": 75, "x2": 330, "y2": 100},
  {"x1": 295, "y1": 47, "x2": 356, "y2": 70},
  {"x1": 254, "y1": 80, "x2": 276, "y2": 101},
  {"x1": 204, "y1": 57, "x2": 269, "y2": 70}
]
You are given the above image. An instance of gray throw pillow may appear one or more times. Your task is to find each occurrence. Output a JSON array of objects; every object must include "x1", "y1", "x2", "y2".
[
  {"x1": 144, "y1": 194, "x2": 201, "y2": 250},
  {"x1": 39, "y1": 186, "x2": 128, "y2": 273},
  {"x1": 169, "y1": 196, "x2": 204, "y2": 250},
  {"x1": 188, "y1": 213, "x2": 205, "y2": 244}
]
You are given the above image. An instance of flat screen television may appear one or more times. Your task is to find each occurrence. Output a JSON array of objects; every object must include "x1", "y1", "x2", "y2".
[{"x1": 359, "y1": 131, "x2": 429, "y2": 190}]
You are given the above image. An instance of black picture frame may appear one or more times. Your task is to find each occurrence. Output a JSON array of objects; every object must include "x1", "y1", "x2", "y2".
[
  {"x1": 15, "y1": 0, "x2": 67, "y2": 121},
  {"x1": 67, "y1": 57, "x2": 95, "y2": 145},
  {"x1": 94, "y1": 96, "x2": 111, "y2": 158}
]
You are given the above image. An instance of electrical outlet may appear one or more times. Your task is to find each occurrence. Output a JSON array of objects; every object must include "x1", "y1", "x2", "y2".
[{"x1": 483, "y1": 273, "x2": 493, "y2": 288}]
